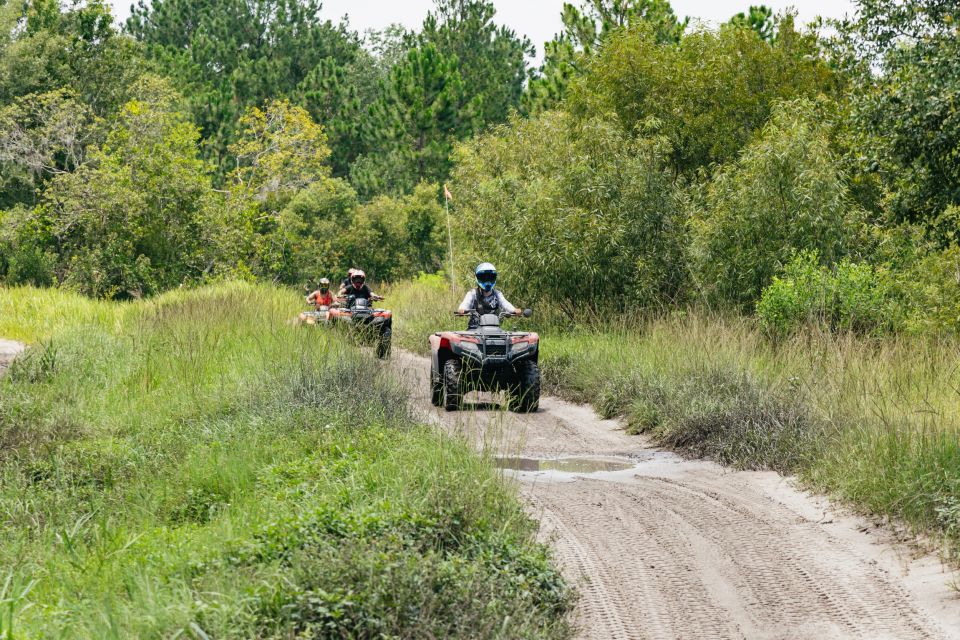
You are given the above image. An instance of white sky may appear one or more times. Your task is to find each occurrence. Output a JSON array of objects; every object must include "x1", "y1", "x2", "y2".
[{"x1": 108, "y1": 0, "x2": 858, "y2": 60}]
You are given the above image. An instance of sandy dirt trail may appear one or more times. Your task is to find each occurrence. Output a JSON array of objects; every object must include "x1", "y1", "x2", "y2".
[{"x1": 392, "y1": 349, "x2": 960, "y2": 640}]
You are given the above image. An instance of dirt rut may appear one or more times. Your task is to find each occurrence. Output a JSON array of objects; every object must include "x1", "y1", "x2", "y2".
[{"x1": 393, "y1": 350, "x2": 960, "y2": 640}]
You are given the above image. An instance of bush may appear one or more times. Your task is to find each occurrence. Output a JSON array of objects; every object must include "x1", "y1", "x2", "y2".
[
  {"x1": 757, "y1": 252, "x2": 902, "y2": 335},
  {"x1": 688, "y1": 99, "x2": 864, "y2": 309},
  {"x1": 452, "y1": 110, "x2": 684, "y2": 315}
]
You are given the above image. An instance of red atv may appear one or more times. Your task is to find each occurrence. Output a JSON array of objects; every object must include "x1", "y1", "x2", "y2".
[
  {"x1": 329, "y1": 295, "x2": 393, "y2": 359},
  {"x1": 429, "y1": 309, "x2": 539, "y2": 412}
]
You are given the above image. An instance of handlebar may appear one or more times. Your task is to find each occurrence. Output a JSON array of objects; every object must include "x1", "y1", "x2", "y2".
[
  {"x1": 453, "y1": 308, "x2": 532, "y2": 318},
  {"x1": 336, "y1": 295, "x2": 384, "y2": 302}
]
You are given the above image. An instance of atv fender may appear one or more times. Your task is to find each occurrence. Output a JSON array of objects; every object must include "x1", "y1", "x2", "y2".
[{"x1": 430, "y1": 331, "x2": 464, "y2": 373}]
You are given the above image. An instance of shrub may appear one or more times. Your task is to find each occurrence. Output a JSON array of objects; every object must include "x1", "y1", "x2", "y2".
[
  {"x1": 452, "y1": 110, "x2": 684, "y2": 315},
  {"x1": 757, "y1": 252, "x2": 902, "y2": 335},
  {"x1": 688, "y1": 99, "x2": 864, "y2": 309}
]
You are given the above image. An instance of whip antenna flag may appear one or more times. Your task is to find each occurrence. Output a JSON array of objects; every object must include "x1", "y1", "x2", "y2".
[{"x1": 444, "y1": 184, "x2": 455, "y2": 295}]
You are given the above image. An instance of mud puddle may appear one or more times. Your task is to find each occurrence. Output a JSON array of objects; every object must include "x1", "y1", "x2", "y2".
[
  {"x1": 495, "y1": 451, "x2": 690, "y2": 483},
  {"x1": 496, "y1": 456, "x2": 634, "y2": 473}
]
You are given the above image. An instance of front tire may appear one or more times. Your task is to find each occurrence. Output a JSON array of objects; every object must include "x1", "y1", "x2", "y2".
[
  {"x1": 430, "y1": 362, "x2": 443, "y2": 406},
  {"x1": 510, "y1": 360, "x2": 540, "y2": 413},
  {"x1": 443, "y1": 359, "x2": 463, "y2": 412},
  {"x1": 376, "y1": 327, "x2": 392, "y2": 359}
]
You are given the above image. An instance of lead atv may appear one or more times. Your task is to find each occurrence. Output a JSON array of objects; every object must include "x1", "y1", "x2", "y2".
[
  {"x1": 329, "y1": 296, "x2": 392, "y2": 359},
  {"x1": 429, "y1": 309, "x2": 539, "y2": 412}
]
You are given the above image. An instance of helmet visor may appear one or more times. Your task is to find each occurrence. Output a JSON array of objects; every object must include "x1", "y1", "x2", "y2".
[
  {"x1": 351, "y1": 274, "x2": 365, "y2": 285},
  {"x1": 476, "y1": 271, "x2": 497, "y2": 285}
]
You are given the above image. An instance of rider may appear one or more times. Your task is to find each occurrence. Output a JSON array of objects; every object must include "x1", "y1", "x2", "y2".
[
  {"x1": 341, "y1": 269, "x2": 383, "y2": 306},
  {"x1": 339, "y1": 268, "x2": 358, "y2": 296},
  {"x1": 457, "y1": 262, "x2": 519, "y2": 329},
  {"x1": 306, "y1": 278, "x2": 334, "y2": 309}
]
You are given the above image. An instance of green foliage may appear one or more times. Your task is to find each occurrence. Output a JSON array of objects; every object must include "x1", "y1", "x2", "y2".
[
  {"x1": 560, "y1": 0, "x2": 687, "y2": 51},
  {"x1": 729, "y1": 5, "x2": 775, "y2": 41},
  {"x1": 0, "y1": 89, "x2": 96, "y2": 208},
  {"x1": 0, "y1": 0, "x2": 145, "y2": 209},
  {"x1": 525, "y1": 0, "x2": 687, "y2": 113},
  {"x1": 571, "y1": 18, "x2": 834, "y2": 174},
  {"x1": 420, "y1": 0, "x2": 533, "y2": 126},
  {"x1": 0, "y1": 283, "x2": 571, "y2": 637},
  {"x1": 452, "y1": 111, "x2": 683, "y2": 314},
  {"x1": 217, "y1": 102, "x2": 446, "y2": 285},
  {"x1": 895, "y1": 242, "x2": 960, "y2": 333},
  {"x1": 687, "y1": 100, "x2": 862, "y2": 308},
  {"x1": 254, "y1": 179, "x2": 446, "y2": 286},
  {"x1": 844, "y1": 4, "x2": 960, "y2": 225},
  {"x1": 229, "y1": 100, "x2": 331, "y2": 210},
  {"x1": 3, "y1": 78, "x2": 217, "y2": 298},
  {"x1": 127, "y1": 0, "x2": 362, "y2": 173},
  {"x1": 353, "y1": 43, "x2": 476, "y2": 197},
  {"x1": 341, "y1": 183, "x2": 447, "y2": 282},
  {"x1": 0, "y1": 0, "x2": 144, "y2": 115},
  {"x1": 756, "y1": 252, "x2": 901, "y2": 335}
]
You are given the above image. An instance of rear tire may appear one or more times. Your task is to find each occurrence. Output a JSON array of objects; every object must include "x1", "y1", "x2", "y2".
[
  {"x1": 443, "y1": 359, "x2": 463, "y2": 412},
  {"x1": 430, "y1": 362, "x2": 443, "y2": 406},
  {"x1": 376, "y1": 327, "x2": 392, "y2": 359},
  {"x1": 510, "y1": 360, "x2": 540, "y2": 413}
]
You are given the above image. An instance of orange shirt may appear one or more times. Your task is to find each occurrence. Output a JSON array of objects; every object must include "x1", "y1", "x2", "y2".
[{"x1": 308, "y1": 290, "x2": 334, "y2": 308}]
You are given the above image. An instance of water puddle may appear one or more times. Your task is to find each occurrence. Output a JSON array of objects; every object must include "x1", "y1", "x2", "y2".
[
  {"x1": 494, "y1": 451, "x2": 695, "y2": 483},
  {"x1": 496, "y1": 457, "x2": 634, "y2": 473}
]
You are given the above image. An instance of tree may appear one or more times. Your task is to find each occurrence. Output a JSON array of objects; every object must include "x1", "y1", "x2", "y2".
[
  {"x1": 0, "y1": 0, "x2": 144, "y2": 209},
  {"x1": 571, "y1": 17, "x2": 834, "y2": 175},
  {"x1": 0, "y1": 90, "x2": 95, "y2": 208},
  {"x1": 340, "y1": 183, "x2": 446, "y2": 282},
  {"x1": 352, "y1": 43, "x2": 476, "y2": 196},
  {"x1": 419, "y1": 0, "x2": 533, "y2": 126},
  {"x1": 0, "y1": 0, "x2": 144, "y2": 116},
  {"x1": 840, "y1": 0, "x2": 960, "y2": 227},
  {"x1": 560, "y1": 0, "x2": 687, "y2": 52},
  {"x1": 5, "y1": 78, "x2": 219, "y2": 298},
  {"x1": 687, "y1": 100, "x2": 864, "y2": 308},
  {"x1": 525, "y1": 0, "x2": 687, "y2": 112},
  {"x1": 229, "y1": 100, "x2": 331, "y2": 210},
  {"x1": 126, "y1": 0, "x2": 361, "y2": 174},
  {"x1": 729, "y1": 5, "x2": 775, "y2": 42},
  {"x1": 452, "y1": 111, "x2": 683, "y2": 314}
]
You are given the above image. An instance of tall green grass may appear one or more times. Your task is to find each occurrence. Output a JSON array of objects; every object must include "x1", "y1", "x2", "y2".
[
  {"x1": 0, "y1": 282, "x2": 570, "y2": 639},
  {"x1": 387, "y1": 278, "x2": 960, "y2": 559}
]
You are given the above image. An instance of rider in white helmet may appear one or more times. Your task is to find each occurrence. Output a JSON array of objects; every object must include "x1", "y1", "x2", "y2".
[{"x1": 457, "y1": 262, "x2": 519, "y2": 329}]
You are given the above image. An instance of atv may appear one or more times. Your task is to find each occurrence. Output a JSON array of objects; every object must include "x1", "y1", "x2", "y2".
[
  {"x1": 298, "y1": 305, "x2": 332, "y2": 326},
  {"x1": 329, "y1": 295, "x2": 392, "y2": 359},
  {"x1": 429, "y1": 308, "x2": 539, "y2": 412}
]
